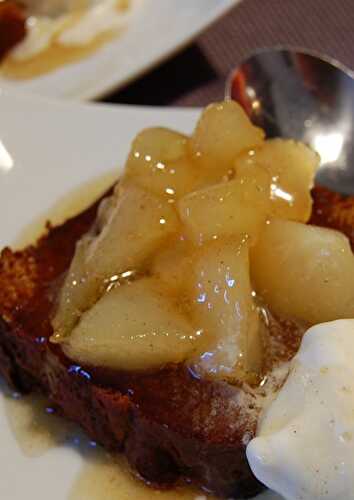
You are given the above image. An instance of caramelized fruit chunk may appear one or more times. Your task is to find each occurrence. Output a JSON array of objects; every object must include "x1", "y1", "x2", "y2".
[
  {"x1": 151, "y1": 237, "x2": 195, "y2": 295},
  {"x1": 122, "y1": 128, "x2": 198, "y2": 201},
  {"x1": 84, "y1": 185, "x2": 179, "y2": 275},
  {"x1": 53, "y1": 185, "x2": 179, "y2": 339},
  {"x1": 178, "y1": 165, "x2": 271, "y2": 245},
  {"x1": 251, "y1": 219, "x2": 354, "y2": 324},
  {"x1": 52, "y1": 101, "x2": 328, "y2": 381},
  {"x1": 52, "y1": 233, "x2": 95, "y2": 339},
  {"x1": 128, "y1": 127, "x2": 188, "y2": 163},
  {"x1": 62, "y1": 278, "x2": 199, "y2": 371},
  {"x1": 235, "y1": 139, "x2": 319, "y2": 222},
  {"x1": 188, "y1": 238, "x2": 262, "y2": 380},
  {"x1": 190, "y1": 101, "x2": 264, "y2": 171}
]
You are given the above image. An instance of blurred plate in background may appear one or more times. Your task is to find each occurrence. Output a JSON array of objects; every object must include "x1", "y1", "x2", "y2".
[{"x1": 0, "y1": 0, "x2": 238, "y2": 101}]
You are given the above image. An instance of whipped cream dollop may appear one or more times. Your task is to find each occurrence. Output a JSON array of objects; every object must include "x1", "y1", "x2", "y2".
[{"x1": 247, "y1": 319, "x2": 354, "y2": 500}]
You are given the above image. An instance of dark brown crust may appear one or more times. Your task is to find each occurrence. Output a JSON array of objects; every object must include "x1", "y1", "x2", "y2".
[
  {"x1": 0, "y1": 2, "x2": 26, "y2": 61},
  {"x1": 0, "y1": 186, "x2": 352, "y2": 498}
]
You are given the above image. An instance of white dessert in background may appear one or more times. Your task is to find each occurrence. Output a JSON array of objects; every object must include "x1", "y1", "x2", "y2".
[
  {"x1": 10, "y1": 0, "x2": 140, "y2": 61},
  {"x1": 247, "y1": 319, "x2": 354, "y2": 500}
]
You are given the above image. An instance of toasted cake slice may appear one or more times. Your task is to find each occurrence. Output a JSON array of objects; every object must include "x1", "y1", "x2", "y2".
[{"x1": 0, "y1": 186, "x2": 352, "y2": 498}]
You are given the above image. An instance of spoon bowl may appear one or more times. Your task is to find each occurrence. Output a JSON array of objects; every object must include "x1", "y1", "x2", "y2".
[{"x1": 226, "y1": 48, "x2": 354, "y2": 194}]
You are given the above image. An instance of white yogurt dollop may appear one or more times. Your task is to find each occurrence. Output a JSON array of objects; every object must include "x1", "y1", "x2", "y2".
[{"x1": 247, "y1": 319, "x2": 354, "y2": 500}]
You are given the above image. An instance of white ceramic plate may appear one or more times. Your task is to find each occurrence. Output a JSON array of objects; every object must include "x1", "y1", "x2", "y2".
[
  {"x1": 0, "y1": 0, "x2": 238, "y2": 101},
  {"x1": 0, "y1": 90, "x2": 281, "y2": 500}
]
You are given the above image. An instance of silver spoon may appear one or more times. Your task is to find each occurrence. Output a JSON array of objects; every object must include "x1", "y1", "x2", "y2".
[{"x1": 226, "y1": 48, "x2": 354, "y2": 195}]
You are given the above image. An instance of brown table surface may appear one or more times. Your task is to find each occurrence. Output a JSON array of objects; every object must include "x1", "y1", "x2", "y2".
[{"x1": 104, "y1": 0, "x2": 354, "y2": 107}]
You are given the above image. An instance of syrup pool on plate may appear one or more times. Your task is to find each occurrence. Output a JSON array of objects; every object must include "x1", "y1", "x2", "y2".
[{"x1": 3, "y1": 388, "x2": 213, "y2": 500}]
